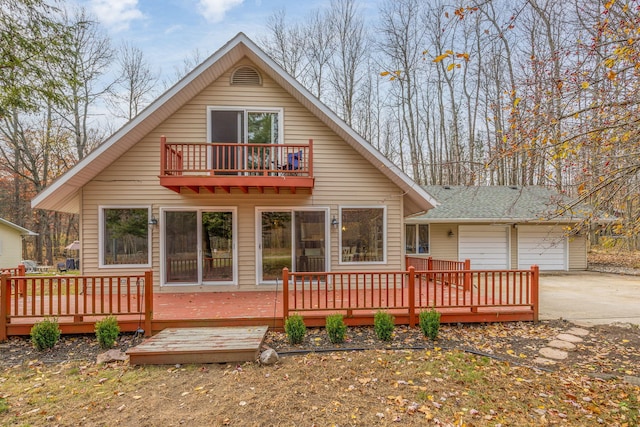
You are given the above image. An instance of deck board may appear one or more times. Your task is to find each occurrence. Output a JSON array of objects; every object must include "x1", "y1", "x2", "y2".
[{"x1": 126, "y1": 326, "x2": 268, "y2": 365}]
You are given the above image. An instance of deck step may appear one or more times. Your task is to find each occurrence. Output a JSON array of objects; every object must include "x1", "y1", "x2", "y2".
[{"x1": 126, "y1": 326, "x2": 268, "y2": 365}]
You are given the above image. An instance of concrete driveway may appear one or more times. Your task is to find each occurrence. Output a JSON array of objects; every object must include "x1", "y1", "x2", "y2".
[{"x1": 539, "y1": 271, "x2": 640, "y2": 326}]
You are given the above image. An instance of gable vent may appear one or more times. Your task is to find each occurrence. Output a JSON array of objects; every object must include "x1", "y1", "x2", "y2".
[{"x1": 231, "y1": 66, "x2": 262, "y2": 86}]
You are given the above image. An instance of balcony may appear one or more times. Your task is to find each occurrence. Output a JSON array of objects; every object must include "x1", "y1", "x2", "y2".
[{"x1": 159, "y1": 137, "x2": 315, "y2": 194}]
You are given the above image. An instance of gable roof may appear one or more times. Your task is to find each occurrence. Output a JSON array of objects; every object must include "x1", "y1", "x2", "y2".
[
  {"x1": 407, "y1": 186, "x2": 608, "y2": 223},
  {"x1": 31, "y1": 32, "x2": 437, "y2": 215},
  {"x1": 0, "y1": 218, "x2": 37, "y2": 236}
]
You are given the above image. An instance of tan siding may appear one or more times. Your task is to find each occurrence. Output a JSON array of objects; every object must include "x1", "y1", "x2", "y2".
[
  {"x1": 80, "y1": 58, "x2": 405, "y2": 291},
  {"x1": 510, "y1": 226, "x2": 517, "y2": 269},
  {"x1": 568, "y1": 234, "x2": 588, "y2": 270},
  {"x1": 427, "y1": 224, "x2": 458, "y2": 261},
  {"x1": 0, "y1": 226, "x2": 24, "y2": 268}
]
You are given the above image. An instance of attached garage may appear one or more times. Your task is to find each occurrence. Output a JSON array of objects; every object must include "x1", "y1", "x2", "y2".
[
  {"x1": 458, "y1": 225, "x2": 509, "y2": 269},
  {"x1": 411, "y1": 186, "x2": 597, "y2": 272},
  {"x1": 517, "y1": 225, "x2": 567, "y2": 271}
]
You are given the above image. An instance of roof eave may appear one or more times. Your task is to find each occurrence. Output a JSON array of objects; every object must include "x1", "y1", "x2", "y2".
[
  {"x1": 0, "y1": 218, "x2": 38, "y2": 235},
  {"x1": 406, "y1": 218, "x2": 584, "y2": 224}
]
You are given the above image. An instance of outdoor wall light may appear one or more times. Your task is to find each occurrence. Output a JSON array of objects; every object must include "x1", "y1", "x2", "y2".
[
  {"x1": 331, "y1": 216, "x2": 339, "y2": 229},
  {"x1": 448, "y1": 229, "x2": 454, "y2": 237},
  {"x1": 149, "y1": 217, "x2": 158, "y2": 226}
]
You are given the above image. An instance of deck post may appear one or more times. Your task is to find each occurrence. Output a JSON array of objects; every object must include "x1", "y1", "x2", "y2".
[
  {"x1": 463, "y1": 259, "x2": 471, "y2": 291},
  {"x1": 160, "y1": 135, "x2": 166, "y2": 176},
  {"x1": 1, "y1": 273, "x2": 9, "y2": 341},
  {"x1": 531, "y1": 265, "x2": 539, "y2": 322},
  {"x1": 408, "y1": 266, "x2": 416, "y2": 327},
  {"x1": 144, "y1": 270, "x2": 153, "y2": 337},
  {"x1": 427, "y1": 257, "x2": 433, "y2": 271},
  {"x1": 282, "y1": 268, "x2": 289, "y2": 320},
  {"x1": 307, "y1": 139, "x2": 313, "y2": 177},
  {"x1": 18, "y1": 264, "x2": 26, "y2": 295}
]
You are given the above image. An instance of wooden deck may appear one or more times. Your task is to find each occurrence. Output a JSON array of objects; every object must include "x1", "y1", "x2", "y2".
[
  {"x1": 126, "y1": 326, "x2": 268, "y2": 365},
  {"x1": 1, "y1": 263, "x2": 539, "y2": 342}
]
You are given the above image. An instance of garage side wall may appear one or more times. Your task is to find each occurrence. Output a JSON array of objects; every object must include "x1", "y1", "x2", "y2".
[{"x1": 568, "y1": 234, "x2": 587, "y2": 270}]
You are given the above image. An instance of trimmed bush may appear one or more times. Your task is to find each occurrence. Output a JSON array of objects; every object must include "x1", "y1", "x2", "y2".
[
  {"x1": 284, "y1": 314, "x2": 306, "y2": 345},
  {"x1": 326, "y1": 314, "x2": 347, "y2": 344},
  {"x1": 30, "y1": 318, "x2": 61, "y2": 351},
  {"x1": 419, "y1": 308, "x2": 441, "y2": 340},
  {"x1": 95, "y1": 315, "x2": 120, "y2": 349},
  {"x1": 374, "y1": 310, "x2": 395, "y2": 341}
]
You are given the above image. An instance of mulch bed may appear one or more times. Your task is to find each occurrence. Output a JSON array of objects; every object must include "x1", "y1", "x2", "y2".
[{"x1": 2, "y1": 319, "x2": 638, "y2": 379}]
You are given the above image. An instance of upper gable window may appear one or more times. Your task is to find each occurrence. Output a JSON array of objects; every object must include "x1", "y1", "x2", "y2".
[{"x1": 231, "y1": 66, "x2": 262, "y2": 86}]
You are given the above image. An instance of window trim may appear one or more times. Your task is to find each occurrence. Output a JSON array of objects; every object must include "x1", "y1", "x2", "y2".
[
  {"x1": 338, "y1": 205, "x2": 387, "y2": 265},
  {"x1": 405, "y1": 223, "x2": 430, "y2": 255},
  {"x1": 98, "y1": 205, "x2": 152, "y2": 269}
]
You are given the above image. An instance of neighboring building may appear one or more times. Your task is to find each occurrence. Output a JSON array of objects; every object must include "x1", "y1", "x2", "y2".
[
  {"x1": 0, "y1": 218, "x2": 37, "y2": 269},
  {"x1": 31, "y1": 33, "x2": 437, "y2": 291},
  {"x1": 405, "y1": 185, "x2": 599, "y2": 271}
]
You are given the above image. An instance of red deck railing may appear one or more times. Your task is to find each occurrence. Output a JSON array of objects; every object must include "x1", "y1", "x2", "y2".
[
  {"x1": 1, "y1": 271, "x2": 153, "y2": 340},
  {"x1": 160, "y1": 137, "x2": 313, "y2": 177},
  {"x1": 406, "y1": 256, "x2": 472, "y2": 289},
  {"x1": 406, "y1": 256, "x2": 470, "y2": 271},
  {"x1": 283, "y1": 266, "x2": 539, "y2": 326},
  {"x1": 2, "y1": 265, "x2": 26, "y2": 277},
  {"x1": 1, "y1": 261, "x2": 539, "y2": 339}
]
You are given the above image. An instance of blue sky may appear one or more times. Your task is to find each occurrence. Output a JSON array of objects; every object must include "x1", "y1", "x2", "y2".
[{"x1": 76, "y1": 0, "x2": 379, "y2": 84}]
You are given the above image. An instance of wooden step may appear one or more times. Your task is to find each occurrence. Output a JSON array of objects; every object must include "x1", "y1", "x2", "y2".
[{"x1": 126, "y1": 326, "x2": 268, "y2": 365}]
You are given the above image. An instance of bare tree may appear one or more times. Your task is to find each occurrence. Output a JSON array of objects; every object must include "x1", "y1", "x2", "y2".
[
  {"x1": 0, "y1": 105, "x2": 76, "y2": 263},
  {"x1": 377, "y1": 0, "x2": 428, "y2": 182},
  {"x1": 328, "y1": 0, "x2": 367, "y2": 127},
  {"x1": 303, "y1": 9, "x2": 336, "y2": 98},
  {"x1": 109, "y1": 42, "x2": 158, "y2": 121},
  {"x1": 260, "y1": 9, "x2": 308, "y2": 80},
  {"x1": 50, "y1": 7, "x2": 114, "y2": 161}
]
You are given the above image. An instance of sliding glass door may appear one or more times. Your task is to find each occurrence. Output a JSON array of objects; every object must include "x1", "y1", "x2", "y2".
[
  {"x1": 209, "y1": 108, "x2": 280, "y2": 175},
  {"x1": 164, "y1": 209, "x2": 235, "y2": 285},
  {"x1": 259, "y1": 209, "x2": 327, "y2": 283}
]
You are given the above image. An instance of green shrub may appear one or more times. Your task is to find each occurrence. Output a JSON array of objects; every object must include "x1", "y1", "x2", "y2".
[
  {"x1": 95, "y1": 315, "x2": 120, "y2": 349},
  {"x1": 419, "y1": 308, "x2": 441, "y2": 340},
  {"x1": 0, "y1": 397, "x2": 8, "y2": 414},
  {"x1": 284, "y1": 314, "x2": 306, "y2": 345},
  {"x1": 30, "y1": 318, "x2": 61, "y2": 351},
  {"x1": 374, "y1": 311, "x2": 395, "y2": 341},
  {"x1": 326, "y1": 314, "x2": 347, "y2": 344}
]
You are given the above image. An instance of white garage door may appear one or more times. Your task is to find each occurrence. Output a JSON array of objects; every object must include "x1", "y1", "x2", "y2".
[
  {"x1": 459, "y1": 225, "x2": 509, "y2": 269},
  {"x1": 517, "y1": 225, "x2": 567, "y2": 271}
]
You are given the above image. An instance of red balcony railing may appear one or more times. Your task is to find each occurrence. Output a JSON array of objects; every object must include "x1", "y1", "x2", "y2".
[
  {"x1": 160, "y1": 137, "x2": 313, "y2": 177},
  {"x1": 159, "y1": 137, "x2": 314, "y2": 193}
]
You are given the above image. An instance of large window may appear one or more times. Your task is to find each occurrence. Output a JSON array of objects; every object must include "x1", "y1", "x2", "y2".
[
  {"x1": 100, "y1": 207, "x2": 150, "y2": 267},
  {"x1": 340, "y1": 207, "x2": 385, "y2": 263},
  {"x1": 405, "y1": 224, "x2": 430, "y2": 254}
]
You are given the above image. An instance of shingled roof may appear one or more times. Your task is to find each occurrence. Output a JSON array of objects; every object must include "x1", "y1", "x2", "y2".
[{"x1": 407, "y1": 186, "x2": 604, "y2": 223}]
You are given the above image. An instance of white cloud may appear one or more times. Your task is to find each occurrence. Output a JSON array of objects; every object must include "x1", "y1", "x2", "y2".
[
  {"x1": 89, "y1": 0, "x2": 145, "y2": 32},
  {"x1": 197, "y1": 0, "x2": 244, "y2": 23}
]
